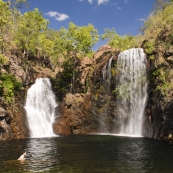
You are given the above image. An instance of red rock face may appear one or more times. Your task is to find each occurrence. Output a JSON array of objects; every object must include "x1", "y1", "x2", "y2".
[
  {"x1": 0, "y1": 107, "x2": 12, "y2": 141},
  {"x1": 0, "y1": 105, "x2": 28, "y2": 141},
  {"x1": 53, "y1": 104, "x2": 71, "y2": 135},
  {"x1": 53, "y1": 93, "x2": 98, "y2": 135},
  {"x1": 52, "y1": 46, "x2": 119, "y2": 136},
  {"x1": 10, "y1": 104, "x2": 29, "y2": 139},
  {"x1": 1, "y1": 46, "x2": 118, "y2": 138}
]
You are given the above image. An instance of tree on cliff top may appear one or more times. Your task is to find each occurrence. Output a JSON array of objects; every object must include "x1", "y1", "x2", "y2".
[
  {"x1": 0, "y1": 0, "x2": 12, "y2": 54},
  {"x1": 142, "y1": 0, "x2": 173, "y2": 47},
  {"x1": 56, "y1": 22, "x2": 99, "y2": 59},
  {"x1": 7, "y1": 0, "x2": 29, "y2": 9},
  {"x1": 13, "y1": 8, "x2": 48, "y2": 55},
  {"x1": 101, "y1": 28, "x2": 136, "y2": 51},
  {"x1": 53, "y1": 22, "x2": 99, "y2": 94}
]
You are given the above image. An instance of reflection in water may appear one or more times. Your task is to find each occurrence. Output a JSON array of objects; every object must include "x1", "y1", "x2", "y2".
[
  {"x1": 116, "y1": 139, "x2": 147, "y2": 173},
  {"x1": 25, "y1": 138, "x2": 60, "y2": 172},
  {"x1": 0, "y1": 135, "x2": 172, "y2": 173}
]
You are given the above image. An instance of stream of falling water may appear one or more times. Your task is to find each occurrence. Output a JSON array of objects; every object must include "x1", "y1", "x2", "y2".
[
  {"x1": 116, "y1": 48, "x2": 148, "y2": 136},
  {"x1": 25, "y1": 78, "x2": 57, "y2": 138}
]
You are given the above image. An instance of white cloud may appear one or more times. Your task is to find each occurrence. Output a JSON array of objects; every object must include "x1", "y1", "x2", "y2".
[
  {"x1": 98, "y1": 0, "x2": 109, "y2": 5},
  {"x1": 55, "y1": 13, "x2": 69, "y2": 21},
  {"x1": 45, "y1": 11, "x2": 58, "y2": 17},
  {"x1": 88, "y1": 0, "x2": 93, "y2": 4},
  {"x1": 45, "y1": 11, "x2": 69, "y2": 21},
  {"x1": 124, "y1": 0, "x2": 128, "y2": 3},
  {"x1": 139, "y1": 18, "x2": 146, "y2": 22},
  {"x1": 111, "y1": 3, "x2": 117, "y2": 6}
]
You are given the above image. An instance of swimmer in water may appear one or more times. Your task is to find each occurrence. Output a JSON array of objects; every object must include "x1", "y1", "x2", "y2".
[{"x1": 17, "y1": 152, "x2": 26, "y2": 161}]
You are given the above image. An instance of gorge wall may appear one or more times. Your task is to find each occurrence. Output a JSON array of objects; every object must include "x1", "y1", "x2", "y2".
[
  {"x1": 144, "y1": 44, "x2": 173, "y2": 142},
  {"x1": 1, "y1": 44, "x2": 173, "y2": 143},
  {"x1": 53, "y1": 44, "x2": 173, "y2": 143}
]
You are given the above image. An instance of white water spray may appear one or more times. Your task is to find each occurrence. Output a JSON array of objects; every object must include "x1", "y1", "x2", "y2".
[
  {"x1": 116, "y1": 48, "x2": 147, "y2": 136},
  {"x1": 25, "y1": 78, "x2": 57, "y2": 138}
]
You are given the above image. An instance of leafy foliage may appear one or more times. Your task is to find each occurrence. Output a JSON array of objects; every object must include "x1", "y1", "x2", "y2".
[
  {"x1": 0, "y1": 0, "x2": 12, "y2": 54},
  {"x1": 151, "y1": 67, "x2": 172, "y2": 96},
  {"x1": 142, "y1": 39, "x2": 156, "y2": 54},
  {"x1": 1, "y1": 0, "x2": 173, "y2": 99},
  {"x1": 0, "y1": 74, "x2": 22, "y2": 103},
  {"x1": 52, "y1": 22, "x2": 99, "y2": 93},
  {"x1": 0, "y1": 54, "x2": 8, "y2": 64},
  {"x1": 52, "y1": 60, "x2": 73, "y2": 100},
  {"x1": 141, "y1": 0, "x2": 173, "y2": 96},
  {"x1": 101, "y1": 28, "x2": 137, "y2": 51},
  {"x1": 142, "y1": 0, "x2": 173, "y2": 41},
  {"x1": 13, "y1": 8, "x2": 48, "y2": 54}
]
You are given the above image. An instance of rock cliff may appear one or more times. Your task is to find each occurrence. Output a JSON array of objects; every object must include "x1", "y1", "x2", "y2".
[
  {"x1": 1, "y1": 43, "x2": 173, "y2": 144},
  {"x1": 53, "y1": 45, "x2": 119, "y2": 135}
]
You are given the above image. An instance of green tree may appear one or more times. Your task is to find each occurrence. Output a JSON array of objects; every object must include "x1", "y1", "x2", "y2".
[
  {"x1": 13, "y1": 8, "x2": 48, "y2": 55},
  {"x1": 37, "y1": 30, "x2": 55, "y2": 58},
  {"x1": 53, "y1": 22, "x2": 99, "y2": 93},
  {"x1": 154, "y1": 0, "x2": 172, "y2": 13},
  {"x1": 142, "y1": 0, "x2": 173, "y2": 45},
  {"x1": 0, "y1": 74, "x2": 22, "y2": 103},
  {"x1": 0, "y1": 0, "x2": 12, "y2": 54},
  {"x1": 7, "y1": 0, "x2": 29, "y2": 9},
  {"x1": 102, "y1": 28, "x2": 136, "y2": 51}
]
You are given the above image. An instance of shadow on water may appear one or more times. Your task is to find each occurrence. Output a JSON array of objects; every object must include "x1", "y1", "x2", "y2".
[{"x1": 0, "y1": 135, "x2": 173, "y2": 173}]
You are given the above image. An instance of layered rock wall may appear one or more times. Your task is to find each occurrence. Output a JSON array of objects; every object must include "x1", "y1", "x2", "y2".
[{"x1": 53, "y1": 45, "x2": 119, "y2": 135}]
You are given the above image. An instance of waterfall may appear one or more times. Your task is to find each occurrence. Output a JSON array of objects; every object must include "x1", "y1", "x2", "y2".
[
  {"x1": 102, "y1": 62, "x2": 108, "y2": 90},
  {"x1": 102, "y1": 56, "x2": 114, "y2": 94},
  {"x1": 115, "y1": 48, "x2": 147, "y2": 136},
  {"x1": 25, "y1": 78, "x2": 57, "y2": 138}
]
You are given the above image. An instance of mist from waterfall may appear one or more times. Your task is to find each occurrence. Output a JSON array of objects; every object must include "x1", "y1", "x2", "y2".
[
  {"x1": 115, "y1": 48, "x2": 147, "y2": 136},
  {"x1": 25, "y1": 78, "x2": 57, "y2": 138}
]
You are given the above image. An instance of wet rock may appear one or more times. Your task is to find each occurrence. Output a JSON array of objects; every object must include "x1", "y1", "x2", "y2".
[
  {"x1": 10, "y1": 104, "x2": 29, "y2": 139},
  {"x1": 0, "y1": 107, "x2": 13, "y2": 141}
]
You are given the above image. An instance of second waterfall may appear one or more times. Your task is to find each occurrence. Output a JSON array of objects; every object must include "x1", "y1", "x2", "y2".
[{"x1": 115, "y1": 48, "x2": 148, "y2": 136}]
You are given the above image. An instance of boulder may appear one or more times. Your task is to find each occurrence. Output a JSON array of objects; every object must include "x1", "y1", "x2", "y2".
[
  {"x1": 0, "y1": 107, "x2": 12, "y2": 141},
  {"x1": 0, "y1": 107, "x2": 8, "y2": 118}
]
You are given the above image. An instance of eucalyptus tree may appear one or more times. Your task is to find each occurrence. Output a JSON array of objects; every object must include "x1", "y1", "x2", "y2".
[
  {"x1": 13, "y1": 8, "x2": 48, "y2": 56},
  {"x1": 7, "y1": 0, "x2": 29, "y2": 9},
  {"x1": 54, "y1": 22, "x2": 99, "y2": 93},
  {"x1": 154, "y1": 0, "x2": 173, "y2": 12},
  {"x1": 37, "y1": 29, "x2": 56, "y2": 58},
  {"x1": 102, "y1": 28, "x2": 136, "y2": 51},
  {"x1": 0, "y1": 0, "x2": 12, "y2": 54}
]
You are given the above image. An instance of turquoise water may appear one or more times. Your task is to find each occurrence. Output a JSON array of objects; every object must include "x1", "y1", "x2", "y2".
[{"x1": 0, "y1": 135, "x2": 172, "y2": 173}]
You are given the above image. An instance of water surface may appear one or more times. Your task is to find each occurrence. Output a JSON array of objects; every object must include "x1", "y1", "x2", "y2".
[{"x1": 0, "y1": 135, "x2": 172, "y2": 173}]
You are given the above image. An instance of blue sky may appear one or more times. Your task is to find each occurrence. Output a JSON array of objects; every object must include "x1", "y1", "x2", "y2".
[{"x1": 27, "y1": 0, "x2": 156, "y2": 51}]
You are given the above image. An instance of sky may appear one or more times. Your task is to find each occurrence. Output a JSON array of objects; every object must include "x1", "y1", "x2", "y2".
[{"x1": 26, "y1": 0, "x2": 156, "y2": 51}]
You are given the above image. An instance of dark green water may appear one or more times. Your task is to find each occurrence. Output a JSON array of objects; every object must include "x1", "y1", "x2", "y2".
[{"x1": 0, "y1": 135, "x2": 172, "y2": 173}]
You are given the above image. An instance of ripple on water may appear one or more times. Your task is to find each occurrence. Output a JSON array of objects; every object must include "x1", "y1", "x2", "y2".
[{"x1": 0, "y1": 135, "x2": 172, "y2": 173}]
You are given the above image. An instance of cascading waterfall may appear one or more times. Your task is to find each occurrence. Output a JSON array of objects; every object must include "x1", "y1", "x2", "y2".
[
  {"x1": 115, "y1": 48, "x2": 147, "y2": 136},
  {"x1": 25, "y1": 78, "x2": 57, "y2": 138},
  {"x1": 102, "y1": 62, "x2": 108, "y2": 89},
  {"x1": 102, "y1": 56, "x2": 114, "y2": 94}
]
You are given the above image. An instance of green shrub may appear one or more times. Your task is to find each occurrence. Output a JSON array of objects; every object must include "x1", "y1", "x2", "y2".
[
  {"x1": 0, "y1": 54, "x2": 8, "y2": 64},
  {"x1": 0, "y1": 74, "x2": 22, "y2": 103},
  {"x1": 143, "y1": 40, "x2": 156, "y2": 54}
]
